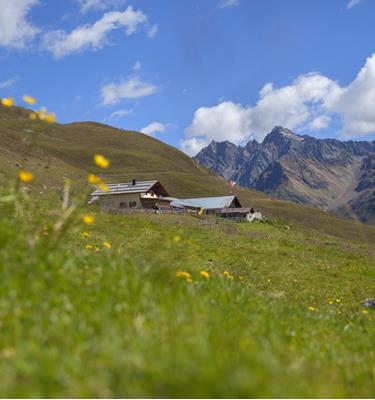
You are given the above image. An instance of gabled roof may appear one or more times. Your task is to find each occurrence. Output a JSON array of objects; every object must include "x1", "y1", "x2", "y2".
[
  {"x1": 167, "y1": 195, "x2": 240, "y2": 210},
  {"x1": 92, "y1": 180, "x2": 159, "y2": 196}
]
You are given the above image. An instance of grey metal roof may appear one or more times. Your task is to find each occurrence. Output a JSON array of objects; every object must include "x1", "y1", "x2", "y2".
[
  {"x1": 91, "y1": 180, "x2": 158, "y2": 196},
  {"x1": 169, "y1": 195, "x2": 237, "y2": 210}
]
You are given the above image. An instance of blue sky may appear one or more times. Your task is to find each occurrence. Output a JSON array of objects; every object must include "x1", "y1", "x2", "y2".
[{"x1": 1, "y1": 0, "x2": 375, "y2": 155}]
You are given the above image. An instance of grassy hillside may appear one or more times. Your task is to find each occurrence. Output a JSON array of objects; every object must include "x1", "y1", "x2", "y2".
[
  {"x1": 1, "y1": 104, "x2": 375, "y2": 397},
  {"x1": 1, "y1": 104, "x2": 375, "y2": 244},
  {"x1": 0, "y1": 188, "x2": 374, "y2": 397}
]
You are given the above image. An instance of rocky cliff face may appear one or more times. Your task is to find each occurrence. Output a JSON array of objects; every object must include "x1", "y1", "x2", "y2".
[{"x1": 194, "y1": 127, "x2": 375, "y2": 223}]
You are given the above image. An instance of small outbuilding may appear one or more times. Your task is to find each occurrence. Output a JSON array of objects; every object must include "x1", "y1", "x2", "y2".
[
  {"x1": 158, "y1": 195, "x2": 242, "y2": 214},
  {"x1": 219, "y1": 208, "x2": 263, "y2": 222}
]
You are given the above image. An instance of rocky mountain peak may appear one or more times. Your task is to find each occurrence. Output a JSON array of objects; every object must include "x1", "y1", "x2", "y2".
[
  {"x1": 194, "y1": 127, "x2": 375, "y2": 224},
  {"x1": 263, "y1": 126, "x2": 304, "y2": 145}
]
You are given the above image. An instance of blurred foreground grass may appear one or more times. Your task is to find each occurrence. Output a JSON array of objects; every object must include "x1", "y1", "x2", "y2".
[{"x1": 0, "y1": 189, "x2": 374, "y2": 398}]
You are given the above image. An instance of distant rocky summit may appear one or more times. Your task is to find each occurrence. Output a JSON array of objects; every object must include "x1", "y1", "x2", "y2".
[{"x1": 194, "y1": 127, "x2": 375, "y2": 224}]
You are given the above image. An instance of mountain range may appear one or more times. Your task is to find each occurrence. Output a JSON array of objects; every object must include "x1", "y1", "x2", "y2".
[{"x1": 194, "y1": 127, "x2": 375, "y2": 224}]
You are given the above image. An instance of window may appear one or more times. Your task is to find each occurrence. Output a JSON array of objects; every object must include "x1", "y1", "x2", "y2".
[
  {"x1": 129, "y1": 201, "x2": 137, "y2": 208},
  {"x1": 120, "y1": 202, "x2": 128, "y2": 208}
]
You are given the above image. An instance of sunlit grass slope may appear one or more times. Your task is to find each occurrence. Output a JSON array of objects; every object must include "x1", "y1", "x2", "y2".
[
  {"x1": 0, "y1": 191, "x2": 374, "y2": 398},
  {"x1": 1, "y1": 104, "x2": 375, "y2": 243}
]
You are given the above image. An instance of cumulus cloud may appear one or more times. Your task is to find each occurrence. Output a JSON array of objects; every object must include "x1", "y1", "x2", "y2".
[
  {"x1": 104, "y1": 108, "x2": 132, "y2": 122},
  {"x1": 0, "y1": 0, "x2": 40, "y2": 49},
  {"x1": 141, "y1": 122, "x2": 166, "y2": 137},
  {"x1": 183, "y1": 53, "x2": 375, "y2": 155},
  {"x1": 185, "y1": 101, "x2": 252, "y2": 144},
  {"x1": 43, "y1": 6, "x2": 147, "y2": 58},
  {"x1": 100, "y1": 75, "x2": 159, "y2": 105},
  {"x1": 326, "y1": 53, "x2": 375, "y2": 137},
  {"x1": 220, "y1": 0, "x2": 239, "y2": 8},
  {"x1": 77, "y1": 0, "x2": 126, "y2": 13},
  {"x1": 181, "y1": 137, "x2": 210, "y2": 156},
  {"x1": 346, "y1": 0, "x2": 365, "y2": 9}
]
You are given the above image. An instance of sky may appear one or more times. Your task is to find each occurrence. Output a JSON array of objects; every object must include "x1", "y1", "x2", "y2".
[{"x1": 1, "y1": 0, "x2": 375, "y2": 156}]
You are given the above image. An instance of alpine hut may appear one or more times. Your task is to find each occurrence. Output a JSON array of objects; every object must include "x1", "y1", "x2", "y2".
[{"x1": 90, "y1": 179, "x2": 169, "y2": 211}]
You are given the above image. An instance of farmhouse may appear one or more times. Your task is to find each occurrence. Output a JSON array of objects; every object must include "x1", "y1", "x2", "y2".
[{"x1": 90, "y1": 180, "x2": 169, "y2": 211}]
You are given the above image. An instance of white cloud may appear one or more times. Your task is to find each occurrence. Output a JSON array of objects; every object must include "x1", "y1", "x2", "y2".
[
  {"x1": 0, "y1": 76, "x2": 18, "y2": 89},
  {"x1": 181, "y1": 137, "x2": 210, "y2": 156},
  {"x1": 43, "y1": 6, "x2": 147, "y2": 58},
  {"x1": 77, "y1": 0, "x2": 126, "y2": 13},
  {"x1": 220, "y1": 0, "x2": 239, "y2": 8},
  {"x1": 183, "y1": 53, "x2": 375, "y2": 155},
  {"x1": 100, "y1": 75, "x2": 159, "y2": 105},
  {"x1": 104, "y1": 108, "x2": 132, "y2": 122},
  {"x1": 309, "y1": 115, "x2": 331, "y2": 130},
  {"x1": 325, "y1": 53, "x2": 375, "y2": 137},
  {"x1": 185, "y1": 101, "x2": 252, "y2": 146},
  {"x1": 147, "y1": 24, "x2": 158, "y2": 38},
  {"x1": 0, "y1": 0, "x2": 40, "y2": 49},
  {"x1": 346, "y1": 0, "x2": 365, "y2": 9},
  {"x1": 141, "y1": 122, "x2": 166, "y2": 137}
]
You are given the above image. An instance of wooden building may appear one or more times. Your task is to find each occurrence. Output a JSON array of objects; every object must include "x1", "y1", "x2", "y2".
[{"x1": 90, "y1": 180, "x2": 169, "y2": 211}]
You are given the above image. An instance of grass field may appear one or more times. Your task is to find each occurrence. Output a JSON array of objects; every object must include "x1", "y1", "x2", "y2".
[{"x1": 0, "y1": 182, "x2": 374, "y2": 398}]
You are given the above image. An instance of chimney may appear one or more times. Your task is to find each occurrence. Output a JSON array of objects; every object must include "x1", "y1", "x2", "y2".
[{"x1": 132, "y1": 179, "x2": 136, "y2": 186}]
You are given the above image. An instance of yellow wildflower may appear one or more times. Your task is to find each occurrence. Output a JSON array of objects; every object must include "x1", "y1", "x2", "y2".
[
  {"x1": 23, "y1": 95, "x2": 36, "y2": 105},
  {"x1": 98, "y1": 182, "x2": 109, "y2": 192},
  {"x1": 94, "y1": 154, "x2": 110, "y2": 169},
  {"x1": 85, "y1": 244, "x2": 93, "y2": 250},
  {"x1": 38, "y1": 111, "x2": 46, "y2": 121},
  {"x1": 29, "y1": 112, "x2": 38, "y2": 121},
  {"x1": 227, "y1": 275, "x2": 234, "y2": 281},
  {"x1": 82, "y1": 231, "x2": 90, "y2": 238},
  {"x1": 336, "y1": 299, "x2": 341, "y2": 303},
  {"x1": 308, "y1": 306, "x2": 316, "y2": 312},
  {"x1": 176, "y1": 271, "x2": 191, "y2": 280},
  {"x1": 103, "y1": 241, "x2": 112, "y2": 249},
  {"x1": 173, "y1": 235, "x2": 181, "y2": 243},
  {"x1": 1, "y1": 98, "x2": 13, "y2": 107},
  {"x1": 82, "y1": 215, "x2": 95, "y2": 225},
  {"x1": 87, "y1": 174, "x2": 101, "y2": 184},
  {"x1": 18, "y1": 170, "x2": 34, "y2": 183},
  {"x1": 200, "y1": 271, "x2": 209, "y2": 278},
  {"x1": 45, "y1": 113, "x2": 56, "y2": 123},
  {"x1": 95, "y1": 246, "x2": 100, "y2": 252},
  {"x1": 223, "y1": 271, "x2": 230, "y2": 276},
  {"x1": 186, "y1": 278, "x2": 193, "y2": 283},
  {"x1": 362, "y1": 310, "x2": 369, "y2": 315}
]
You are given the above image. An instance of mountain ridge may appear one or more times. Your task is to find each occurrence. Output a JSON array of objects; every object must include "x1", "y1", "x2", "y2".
[{"x1": 194, "y1": 127, "x2": 375, "y2": 224}]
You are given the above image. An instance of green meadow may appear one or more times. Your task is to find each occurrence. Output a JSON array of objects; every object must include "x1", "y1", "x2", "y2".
[{"x1": 0, "y1": 186, "x2": 374, "y2": 398}]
